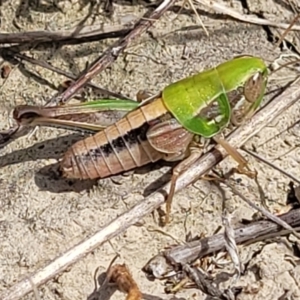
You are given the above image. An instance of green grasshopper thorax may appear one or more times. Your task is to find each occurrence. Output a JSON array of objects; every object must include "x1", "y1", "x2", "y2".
[{"x1": 162, "y1": 56, "x2": 268, "y2": 138}]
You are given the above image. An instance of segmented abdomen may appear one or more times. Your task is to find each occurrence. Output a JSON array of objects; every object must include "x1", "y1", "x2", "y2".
[{"x1": 61, "y1": 98, "x2": 169, "y2": 180}]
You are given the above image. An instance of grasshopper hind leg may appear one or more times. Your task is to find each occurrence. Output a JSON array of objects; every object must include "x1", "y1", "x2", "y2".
[
  {"x1": 163, "y1": 148, "x2": 203, "y2": 225},
  {"x1": 164, "y1": 137, "x2": 256, "y2": 225}
]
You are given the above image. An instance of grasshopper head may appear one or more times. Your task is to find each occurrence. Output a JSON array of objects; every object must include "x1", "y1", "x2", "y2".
[{"x1": 229, "y1": 68, "x2": 268, "y2": 126}]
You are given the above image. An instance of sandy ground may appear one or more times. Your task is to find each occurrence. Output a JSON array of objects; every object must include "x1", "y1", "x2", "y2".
[{"x1": 0, "y1": 0, "x2": 300, "y2": 299}]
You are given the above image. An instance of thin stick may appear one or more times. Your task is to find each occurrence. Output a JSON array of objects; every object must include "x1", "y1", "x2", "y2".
[
  {"x1": 143, "y1": 208, "x2": 300, "y2": 274},
  {"x1": 195, "y1": 0, "x2": 300, "y2": 31},
  {"x1": 0, "y1": 26, "x2": 130, "y2": 44},
  {"x1": 54, "y1": 0, "x2": 177, "y2": 104},
  {"x1": 1, "y1": 79, "x2": 299, "y2": 300},
  {"x1": 223, "y1": 180, "x2": 300, "y2": 239},
  {"x1": 3, "y1": 50, "x2": 131, "y2": 100},
  {"x1": 242, "y1": 147, "x2": 300, "y2": 184},
  {"x1": 186, "y1": 0, "x2": 209, "y2": 36},
  {"x1": 272, "y1": 13, "x2": 300, "y2": 50}
]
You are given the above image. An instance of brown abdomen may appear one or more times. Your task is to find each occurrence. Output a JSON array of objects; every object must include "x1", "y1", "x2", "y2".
[{"x1": 61, "y1": 98, "x2": 169, "y2": 179}]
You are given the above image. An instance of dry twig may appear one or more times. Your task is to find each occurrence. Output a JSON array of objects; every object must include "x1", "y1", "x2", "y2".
[
  {"x1": 195, "y1": 0, "x2": 300, "y2": 30},
  {"x1": 2, "y1": 50, "x2": 131, "y2": 100},
  {"x1": 143, "y1": 208, "x2": 300, "y2": 278},
  {"x1": 183, "y1": 264, "x2": 226, "y2": 299},
  {"x1": 241, "y1": 147, "x2": 300, "y2": 184},
  {"x1": 53, "y1": 0, "x2": 177, "y2": 104},
  {"x1": 0, "y1": 25, "x2": 130, "y2": 45}
]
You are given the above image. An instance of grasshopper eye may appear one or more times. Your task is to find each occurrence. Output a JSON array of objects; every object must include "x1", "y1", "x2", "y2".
[{"x1": 244, "y1": 72, "x2": 265, "y2": 103}]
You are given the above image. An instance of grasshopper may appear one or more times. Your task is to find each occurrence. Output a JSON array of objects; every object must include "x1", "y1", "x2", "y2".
[{"x1": 13, "y1": 55, "x2": 268, "y2": 223}]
